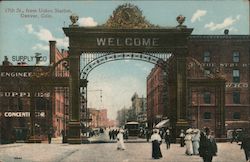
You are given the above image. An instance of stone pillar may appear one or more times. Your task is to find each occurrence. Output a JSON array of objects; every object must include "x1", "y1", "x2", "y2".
[
  {"x1": 175, "y1": 49, "x2": 189, "y2": 135},
  {"x1": 67, "y1": 48, "x2": 81, "y2": 144}
]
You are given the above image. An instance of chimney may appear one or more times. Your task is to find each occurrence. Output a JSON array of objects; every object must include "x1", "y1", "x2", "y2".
[{"x1": 49, "y1": 41, "x2": 56, "y2": 64}]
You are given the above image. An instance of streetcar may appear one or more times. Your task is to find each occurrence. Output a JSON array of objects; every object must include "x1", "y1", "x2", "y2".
[{"x1": 124, "y1": 121, "x2": 140, "y2": 137}]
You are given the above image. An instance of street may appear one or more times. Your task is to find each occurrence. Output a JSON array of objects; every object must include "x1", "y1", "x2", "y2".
[{"x1": 0, "y1": 140, "x2": 246, "y2": 162}]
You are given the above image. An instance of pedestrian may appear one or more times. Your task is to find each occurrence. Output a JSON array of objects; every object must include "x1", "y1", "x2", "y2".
[
  {"x1": 48, "y1": 127, "x2": 53, "y2": 144},
  {"x1": 109, "y1": 130, "x2": 112, "y2": 140},
  {"x1": 241, "y1": 131, "x2": 250, "y2": 162},
  {"x1": 61, "y1": 129, "x2": 65, "y2": 143},
  {"x1": 146, "y1": 129, "x2": 151, "y2": 142},
  {"x1": 231, "y1": 129, "x2": 237, "y2": 143},
  {"x1": 199, "y1": 127, "x2": 217, "y2": 162},
  {"x1": 179, "y1": 129, "x2": 185, "y2": 147},
  {"x1": 192, "y1": 129, "x2": 200, "y2": 155},
  {"x1": 184, "y1": 128, "x2": 193, "y2": 155},
  {"x1": 150, "y1": 129, "x2": 162, "y2": 159},
  {"x1": 164, "y1": 129, "x2": 171, "y2": 149},
  {"x1": 117, "y1": 129, "x2": 125, "y2": 150},
  {"x1": 112, "y1": 129, "x2": 115, "y2": 140},
  {"x1": 124, "y1": 129, "x2": 128, "y2": 141}
]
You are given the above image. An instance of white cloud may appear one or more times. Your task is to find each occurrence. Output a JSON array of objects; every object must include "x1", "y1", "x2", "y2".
[
  {"x1": 25, "y1": 24, "x2": 34, "y2": 33},
  {"x1": 204, "y1": 15, "x2": 241, "y2": 31},
  {"x1": 191, "y1": 9, "x2": 207, "y2": 23},
  {"x1": 32, "y1": 43, "x2": 49, "y2": 51},
  {"x1": 35, "y1": 28, "x2": 54, "y2": 42},
  {"x1": 56, "y1": 37, "x2": 69, "y2": 49},
  {"x1": 78, "y1": 17, "x2": 98, "y2": 27},
  {"x1": 24, "y1": 24, "x2": 69, "y2": 49}
]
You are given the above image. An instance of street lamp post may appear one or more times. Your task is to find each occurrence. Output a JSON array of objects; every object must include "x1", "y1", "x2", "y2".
[{"x1": 197, "y1": 92, "x2": 200, "y2": 129}]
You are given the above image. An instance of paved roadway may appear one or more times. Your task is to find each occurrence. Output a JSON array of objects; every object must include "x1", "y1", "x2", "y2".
[{"x1": 0, "y1": 140, "x2": 246, "y2": 162}]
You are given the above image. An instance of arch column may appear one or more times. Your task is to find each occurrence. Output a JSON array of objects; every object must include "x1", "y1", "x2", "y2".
[
  {"x1": 175, "y1": 48, "x2": 189, "y2": 134},
  {"x1": 67, "y1": 48, "x2": 81, "y2": 144}
]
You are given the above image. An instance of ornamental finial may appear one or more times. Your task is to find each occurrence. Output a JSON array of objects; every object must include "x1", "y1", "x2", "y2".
[
  {"x1": 70, "y1": 14, "x2": 79, "y2": 26},
  {"x1": 176, "y1": 15, "x2": 186, "y2": 28}
]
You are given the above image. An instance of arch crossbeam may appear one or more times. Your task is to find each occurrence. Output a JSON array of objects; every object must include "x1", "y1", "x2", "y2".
[{"x1": 80, "y1": 52, "x2": 172, "y2": 79}]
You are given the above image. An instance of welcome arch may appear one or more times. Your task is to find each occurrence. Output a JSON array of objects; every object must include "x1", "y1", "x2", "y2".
[{"x1": 63, "y1": 4, "x2": 193, "y2": 144}]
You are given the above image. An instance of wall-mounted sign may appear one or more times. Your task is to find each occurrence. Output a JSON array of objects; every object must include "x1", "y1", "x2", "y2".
[
  {"x1": 2, "y1": 111, "x2": 46, "y2": 118},
  {"x1": 11, "y1": 55, "x2": 47, "y2": 63},
  {"x1": 0, "y1": 72, "x2": 32, "y2": 78},
  {"x1": 4, "y1": 112, "x2": 30, "y2": 117},
  {"x1": 96, "y1": 37, "x2": 160, "y2": 47},
  {"x1": 201, "y1": 63, "x2": 250, "y2": 68},
  {"x1": 0, "y1": 92, "x2": 50, "y2": 97},
  {"x1": 226, "y1": 83, "x2": 248, "y2": 88}
]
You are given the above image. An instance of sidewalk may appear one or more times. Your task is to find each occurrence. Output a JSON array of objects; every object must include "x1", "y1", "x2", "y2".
[{"x1": 51, "y1": 137, "x2": 63, "y2": 144}]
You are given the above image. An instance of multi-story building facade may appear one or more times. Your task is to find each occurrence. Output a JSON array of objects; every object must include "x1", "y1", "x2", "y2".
[
  {"x1": 88, "y1": 108, "x2": 115, "y2": 128},
  {"x1": 147, "y1": 67, "x2": 168, "y2": 127},
  {"x1": 0, "y1": 41, "x2": 69, "y2": 143},
  {"x1": 147, "y1": 32, "x2": 250, "y2": 136},
  {"x1": 131, "y1": 93, "x2": 147, "y2": 125}
]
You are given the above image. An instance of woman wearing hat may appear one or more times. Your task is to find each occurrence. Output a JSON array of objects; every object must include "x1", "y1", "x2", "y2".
[
  {"x1": 184, "y1": 128, "x2": 194, "y2": 155},
  {"x1": 192, "y1": 129, "x2": 200, "y2": 155},
  {"x1": 150, "y1": 129, "x2": 163, "y2": 159}
]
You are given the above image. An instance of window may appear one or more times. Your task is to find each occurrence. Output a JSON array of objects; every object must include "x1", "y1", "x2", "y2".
[
  {"x1": 203, "y1": 92, "x2": 211, "y2": 104},
  {"x1": 233, "y1": 91, "x2": 240, "y2": 104},
  {"x1": 204, "y1": 68, "x2": 211, "y2": 76},
  {"x1": 233, "y1": 51, "x2": 240, "y2": 63},
  {"x1": 203, "y1": 51, "x2": 210, "y2": 62},
  {"x1": 232, "y1": 69, "x2": 240, "y2": 83},
  {"x1": 233, "y1": 112, "x2": 241, "y2": 119},
  {"x1": 203, "y1": 112, "x2": 212, "y2": 119}
]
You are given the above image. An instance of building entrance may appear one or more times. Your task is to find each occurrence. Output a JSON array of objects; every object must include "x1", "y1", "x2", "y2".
[{"x1": 63, "y1": 4, "x2": 193, "y2": 144}]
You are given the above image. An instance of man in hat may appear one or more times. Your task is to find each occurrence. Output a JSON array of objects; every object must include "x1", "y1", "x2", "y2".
[
  {"x1": 150, "y1": 129, "x2": 162, "y2": 159},
  {"x1": 241, "y1": 130, "x2": 250, "y2": 162},
  {"x1": 199, "y1": 127, "x2": 217, "y2": 162},
  {"x1": 164, "y1": 128, "x2": 171, "y2": 149},
  {"x1": 179, "y1": 129, "x2": 185, "y2": 147}
]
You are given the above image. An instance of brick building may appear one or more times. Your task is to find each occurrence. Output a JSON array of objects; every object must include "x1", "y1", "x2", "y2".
[
  {"x1": 88, "y1": 108, "x2": 116, "y2": 128},
  {"x1": 147, "y1": 66, "x2": 167, "y2": 127},
  {"x1": 147, "y1": 33, "x2": 250, "y2": 136},
  {"x1": 0, "y1": 41, "x2": 69, "y2": 143}
]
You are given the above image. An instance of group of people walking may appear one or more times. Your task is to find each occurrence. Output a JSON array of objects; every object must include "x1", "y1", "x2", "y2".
[
  {"x1": 184, "y1": 128, "x2": 202, "y2": 156},
  {"x1": 149, "y1": 127, "x2": 218, "y2": 162},
  {"x1": 115, "y1": 126, "x2": 250, "y2": 162}
]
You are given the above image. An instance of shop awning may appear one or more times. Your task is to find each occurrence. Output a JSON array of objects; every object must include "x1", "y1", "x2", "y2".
[{"x1": 155, "y1": 119, "x2": 170, "y2": 128}]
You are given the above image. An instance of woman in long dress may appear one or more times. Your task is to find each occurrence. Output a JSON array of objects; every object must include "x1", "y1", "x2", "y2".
[
  {"x1": 117, "y1": 129, "x2": 125, "y2": 150},
  {"x1": 185, "y1": 128, "x2": 194, "y2": 155},
  {"x1": 150, "y1": 129, "x2": 162, "y2": 159},
  {"x1": 192, "y1": 129, "x2": 200, "y2": 155}
]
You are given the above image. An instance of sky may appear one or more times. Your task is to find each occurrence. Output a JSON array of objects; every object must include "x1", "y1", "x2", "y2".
[{"x1": 0, "y1": 0, "x2": 249, "y2": 120}]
